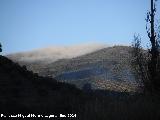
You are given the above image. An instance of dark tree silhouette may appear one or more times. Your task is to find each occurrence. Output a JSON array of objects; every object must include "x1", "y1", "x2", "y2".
[
  {"x1": 0, "y1": 43, "x2": 2, "y2": 53},
  {"x1": 147, "y1": 0, "x2": 160, "y2": 92},
  {"x1": 132, "y1": 0, "x2": 160, "y2": 94}
]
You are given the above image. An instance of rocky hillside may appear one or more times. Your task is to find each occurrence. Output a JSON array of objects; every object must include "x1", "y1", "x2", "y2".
[{"x1": 7, "y1": 46, "x2": 138, "y2": 92}]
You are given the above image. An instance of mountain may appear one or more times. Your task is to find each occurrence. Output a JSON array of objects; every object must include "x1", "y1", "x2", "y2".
[
  {"x1": 7, "y1": 43, "x2": 107, "y2": 64},
  {"x1": 7, "y1": 45, "x2": 138, "y2": 92}
]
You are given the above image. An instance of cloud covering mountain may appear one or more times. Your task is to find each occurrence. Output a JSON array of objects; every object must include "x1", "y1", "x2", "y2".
[
  {"x1": 7, "y1": 43, "x2": 108, "y2": 64},
  {"x1": 7, "y1": 45, "x2": 138, "y2": 92}
]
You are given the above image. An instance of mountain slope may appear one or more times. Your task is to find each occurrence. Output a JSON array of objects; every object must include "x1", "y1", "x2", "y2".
[
  {"x1": 7, "y1": 46, "x2": 138, "y2": 92},
  {"x1": 51, "y1": 46, "x2": 137, "y2": 92}
]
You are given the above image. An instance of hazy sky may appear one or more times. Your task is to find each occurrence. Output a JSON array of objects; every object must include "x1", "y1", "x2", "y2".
[{"x1": 0, "y1": 0, "x2": 160, "y2": 54}]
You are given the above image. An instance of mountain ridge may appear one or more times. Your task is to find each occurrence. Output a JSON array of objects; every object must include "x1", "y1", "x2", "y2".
[
  {"x1": 7, "y1": 43, "x2": 108, "y2": 64},
  {"x1": 7, "y1": 45, "x2": 138, "y2": 92}
]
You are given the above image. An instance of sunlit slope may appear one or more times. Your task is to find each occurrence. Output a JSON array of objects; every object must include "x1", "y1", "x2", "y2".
[
  {"x1": 51, "y1": 46, "x2": 137, "y2": 92},
  {"x1": 7, "y1": 46, "x2": 138, "y2": 92}
]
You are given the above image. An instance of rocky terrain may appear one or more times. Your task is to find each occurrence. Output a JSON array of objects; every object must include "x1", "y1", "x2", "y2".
[{"x1": 7, "y1": 45, "x2": 138, "y2": 92}]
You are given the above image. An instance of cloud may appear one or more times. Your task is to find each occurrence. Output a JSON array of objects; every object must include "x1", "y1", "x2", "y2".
[{"x1": 7, "y1": 42, "x2": 109, "y2": 63}]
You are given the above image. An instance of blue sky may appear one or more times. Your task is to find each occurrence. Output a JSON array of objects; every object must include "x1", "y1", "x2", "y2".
[{"x1": 0, "y1": 0, "x2": 160, "y2": 54}]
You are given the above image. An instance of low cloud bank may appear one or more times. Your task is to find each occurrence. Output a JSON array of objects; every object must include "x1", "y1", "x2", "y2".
[{"x1": 8, "y1": 43, "x2": 109, "y2": 63}]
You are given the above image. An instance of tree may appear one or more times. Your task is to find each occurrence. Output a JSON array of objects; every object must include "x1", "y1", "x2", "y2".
[
  {"x1": 0, "y1": 43, "x2": 2, "y2": 53},
  {"x1": 132, "y1": 0, "x2": 160, "y2": 94},
  {"x1": 147, "y1": 0, "x2": 160, "y2": 91}
]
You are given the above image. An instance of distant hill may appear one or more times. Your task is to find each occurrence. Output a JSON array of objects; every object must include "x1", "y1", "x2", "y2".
[
  {"x1": 7, "y1": 45, "x2": 138, "y2": 92},
  {"x1": 7, "y1": 43, "x2": 107, "y2": 64}
]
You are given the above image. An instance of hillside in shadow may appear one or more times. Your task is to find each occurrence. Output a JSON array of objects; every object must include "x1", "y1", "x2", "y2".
[{"x1": 0, "y1": 55, "x2": 83, "y2": 114}]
